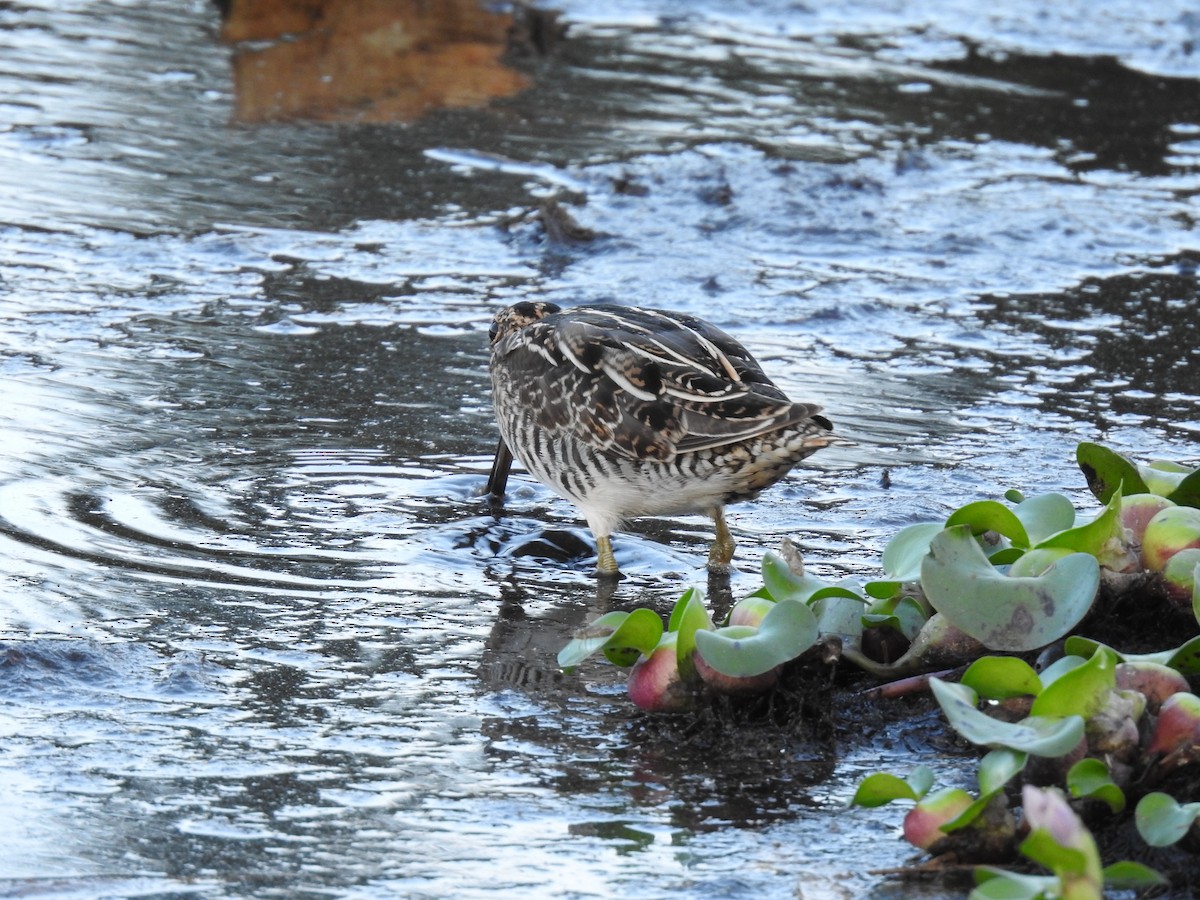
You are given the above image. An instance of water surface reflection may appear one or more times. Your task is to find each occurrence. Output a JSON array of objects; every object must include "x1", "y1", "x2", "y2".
[{"x1": 222, "y1": 0, "x2": 534, "y2": 123}]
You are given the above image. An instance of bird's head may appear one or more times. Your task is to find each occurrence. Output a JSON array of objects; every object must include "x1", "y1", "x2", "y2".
[{"x1": 489, "y1": 301, "x2": 562, "y2": 345}]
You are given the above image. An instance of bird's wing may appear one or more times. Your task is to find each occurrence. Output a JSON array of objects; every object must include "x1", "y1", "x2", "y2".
[{"x1": 494, "y1": 306, "x2": 828, "y2": 462}]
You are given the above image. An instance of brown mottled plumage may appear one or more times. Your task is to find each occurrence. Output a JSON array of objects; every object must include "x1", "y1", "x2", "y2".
[{"x1": 487, "y1": 302, "x2": 840, "y2": 574}]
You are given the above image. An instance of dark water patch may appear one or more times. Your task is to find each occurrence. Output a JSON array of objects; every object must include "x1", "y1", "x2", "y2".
[
  {"x1": 977, "y1": 260, "x2": 1200, "y2": 436},
  {"x1": 0, "y1": 639, "x2": 202, "y2": 702},
  {"x1": 0, "y1": 875, "x2": 219, "y2": 898},
  {"x1": 932, "y1": 51, "x2": 1200, "y2": 177},
  {"x1": 550, "y1": 1, "x2": 1200, "y2": 80}
]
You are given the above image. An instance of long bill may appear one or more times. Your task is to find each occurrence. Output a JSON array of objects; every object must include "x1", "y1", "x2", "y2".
[{"x1": 486, "y1": 437, "x2": 514, "y2": 499}]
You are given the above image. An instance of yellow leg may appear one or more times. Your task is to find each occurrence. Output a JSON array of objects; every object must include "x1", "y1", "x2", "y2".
[
  {"x1": 596, "y1": 535, "x2": 620, "y2": 576},
  {"x1": 708, "y1": 507, "x2": 736, "y2": 570}
]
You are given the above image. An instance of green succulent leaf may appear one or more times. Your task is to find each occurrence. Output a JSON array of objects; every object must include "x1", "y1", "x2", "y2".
[
  {"x1": 557, "y1": 608, "x2": 664, "y2": 672},
  {"x1": 880, "y1": 522, "x2": 945, "y2": 582},
  {"x1": 930, "y1": 678, "x2": 1085, "y2": 757},
  {"x1": 863, "y1": 594, "x2": 928, "y2": 640},
  {"x1": 812, "y1": 590, "x2": 867, "y2": 638},
  {"x1": 1139, "y1": 460, "x2": 1192, "y2": 497},
  {"x1": 1146, "y1": 459, "x2": 1192, "y2": 472},
  {"x1": 1019, "y1": 830, "x2": 1090, "y2": 880},
  {"x1": 667, "y1": 585, "x2": 703, "y2": 632},
  {"x1": 863, "y1": 580, "x2": 902, "y2": 600},
  {"x1": 908, "y1": 764, "x2": 936, "y2": 799},
  {"x1": 601, "y1": 610, "x2": 667, "y2": 667},
  {"x1": 1168, "y1": 467, "x2": 1200, "y2": 508},
  {"x1": 1062, "y1": 635, "x2": 1108, "y2": 660},
  {"x1": 1135, "y1": 792, "x2": 1200, "y2": 847},
  {"x1": 1044, "y1": 665, "x2": 1093, "y2": 700},
  {"x1": 667, "y1": 586, "x2": 713, "y2": 680},
  {"x1": 1019, "y1": 786, "x2": 1103, "y2": 891},
  {"x1": 1063, "y1": 635, "x2": 1200, "y2": 675},
  {"x1": 1067, "y1": 758, "x2": 1126, "y2": 815},
  {"x1": 1031, "y1": 646, "x2": 1117, "y2": 720},
  {"x1": 1076, "y1": 441, "x2": 1149, "y2": 503},
  {"x1": 849, "y1": 773, "x2": 915, "y2": 808},
  {"x1": 810, "y1": 584, "x2": 867, "y2": 603},
  {"x1": 1100, "y1": 861, "x2": 1168, "y2": 889},
  {"x1": 970, "y1": 868, "x2": 1057, "y2": 900},
  {"x1": 945, "y1": 500, "x2": 1031, "y2": 547},
  {"x1": 1166, "y1": 636, "x2": 1200, "y2": 674},
  {"x1": 961, "y1": 656, "x2": 1044, "y2": 700},
  {"x1": 849, "y1": 765, "x2": 934, "y2": 808},
  {"x1": 1034, "y1": 488, "x2": 1126, "y2": 565},
  {"x1": 944, "y1": 749, "x2": 1029, "y2": 833},
  {"x1": 978, "y1": 747, "x2": 1029, "y2": 796},
  {"x1": 988, "y1": 547, "x2": 1025, "y2": 565},
  {"x1": 1007, "y1": 547, "x2": 1073, "y2": 578},
  {"x1": 1013, "y1": 493, "x2": 1078, "y2": 546},
  {"x1": 893, "y1": 595, "x2": 931, "y2": 638},
  {"x1": 921, "y1": 525, "x2": 1099, "y2": 652},
  {"x1": 1191, "y1": 560, "x2": 1200, "y2": 628},
  {"x1": 692, "y1": 597, "x2": 818, "y2": 678},
  {"x1": 760, "y1": 550, "x2": 832, "y2": 603}
]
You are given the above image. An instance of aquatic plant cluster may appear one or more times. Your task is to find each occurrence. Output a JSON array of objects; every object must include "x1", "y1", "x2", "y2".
[{"x1": 560, "y1": 442, "x2": 1200, "y2": 897}]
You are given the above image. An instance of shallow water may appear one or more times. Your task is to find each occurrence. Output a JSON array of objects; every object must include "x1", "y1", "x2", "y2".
[{"x1": 0, "y1": 1, "x2": 1198, "y2": 897}]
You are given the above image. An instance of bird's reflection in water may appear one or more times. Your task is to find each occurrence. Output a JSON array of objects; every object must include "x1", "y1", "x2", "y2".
[
  {"x1": 474, "y1": 552, "x2": 734, "y2": 706},
  {"x1": 475, "y1": 573, "x2": 610, "y2": 695},
  {"x1": 470, "y1": 480, "x2": 745, "y2": 698},
  {"x1": 471, "y1": 519, "x2": 844, "y2": 836}
]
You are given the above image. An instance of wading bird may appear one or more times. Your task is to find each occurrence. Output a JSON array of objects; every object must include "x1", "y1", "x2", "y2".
[{"x1": 487, "y1": 302, "x2": 840, "y2": 575}]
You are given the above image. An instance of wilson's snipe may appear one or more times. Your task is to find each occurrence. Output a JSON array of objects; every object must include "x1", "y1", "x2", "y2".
[{"x1": 487, "y1": 302, "x2": 840, "y2": 575}]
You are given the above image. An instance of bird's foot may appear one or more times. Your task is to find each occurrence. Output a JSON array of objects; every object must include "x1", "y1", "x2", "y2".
[
  {"x1": 707, "y1": 507, "x2": 736, "y2": 570},
  {"x1": 705, "y1": 552, "x2": 734, "y2": 574},
  {"x1": 595, "y1": 535, "x2": 620, "y2": 577}
]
